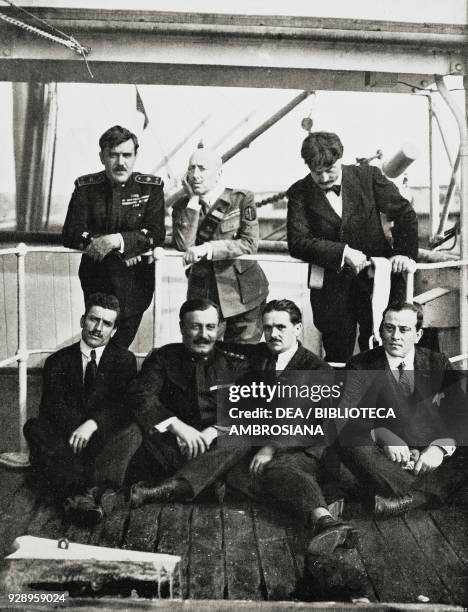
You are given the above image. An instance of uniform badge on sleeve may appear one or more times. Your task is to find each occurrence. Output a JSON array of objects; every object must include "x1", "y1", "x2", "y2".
[{"x1": 244, "y1": 206, "x2": 257, "y2": 221}]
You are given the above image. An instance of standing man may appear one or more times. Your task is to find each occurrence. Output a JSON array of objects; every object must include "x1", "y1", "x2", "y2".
[
  {"x1": 24, "y1": 293, "x2": 139, "y2": 524},
  {"x1": 228, "y1": 299, "x2": 358, "y2": 552},
  {"x1": 172, "y1": 147, "x2": 269, "y2": 343},
  {"x1": 127, "y1": 298, "x2": 250, "y2": 506},
  {"x1": 63, "y1": 125, "x2": 166, "y2": 348},
  {"x1": 287, "y1": 131, "x2": 418, "y2": 363},
  {"x1": 338, "y1": 301, "x2": 468, "y2": 517}
]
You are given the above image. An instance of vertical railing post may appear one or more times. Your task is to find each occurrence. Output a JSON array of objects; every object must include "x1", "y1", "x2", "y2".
[
  {"x1": 405, "y1": 270, "x2": 415, "y2": 303},
  {"x1": 0, "y1": 243, "x2": 30, "y2": 468},
  {"x1": 17, "y1": 243, "x2": 29, "y2": 457},
  {"x1": 152, "y1": 247, "x2": 165, "y2": 349}
]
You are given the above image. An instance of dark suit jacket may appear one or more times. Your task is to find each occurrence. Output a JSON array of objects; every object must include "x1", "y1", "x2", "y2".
[
  {"x1": 62, "y1": 171, "x2": 166, "y2": 317},
  {"x1": 340, "y1": 345, "x2": 468, "y2": 447},
  {"x1": 286, "y1": 165, "x2": 418, "y2": 329},
  {"x1": 235, "y1": 341, "x2": 331, "y2": 373},
  {"x1": 172, "y1": 188, "x2": 268, "y2": 318},
  {"x1": 128, "y1": 343, "x2": 250, "y2": 435},
  {"x1": 39, "y1": 341, "x2": 137, "y2": 440}
]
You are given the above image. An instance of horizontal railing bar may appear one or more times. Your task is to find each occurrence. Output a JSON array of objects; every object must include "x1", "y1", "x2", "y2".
[
  {"x1": 1, "y1": 244, "x2": 468, "y2": 270},
  {"x1": 0, "y1": 355, "x2": 20, "y2": 368}
]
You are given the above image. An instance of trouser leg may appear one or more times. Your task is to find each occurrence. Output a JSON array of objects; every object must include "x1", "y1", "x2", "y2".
[
  {"x1": 93, "y1": 423, "x2": 142, "y2": 489},
  {"x1": 24, "y1": 417, "x2": 90, "y2": 501},
  {"x1": 339, "y1": 445, "x2": 415, "y2": 499},
  {"x1": 111, "y1": 312, "x2": 144, "y2": 348},
  {"x1": 253, "y1": 450, "x2": 327, "y2": 513},
  {"x1": 223, "y1": 300, "x2": 266, "y2": 344},
  {"x1": 176, "y1": 447, "x2": 247, "y2": 498}
]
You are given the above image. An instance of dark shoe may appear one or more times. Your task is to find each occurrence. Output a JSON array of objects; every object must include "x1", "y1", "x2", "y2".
[
  {"x1": 374, "y1": 494, "x2": 415, "y2": 518},
  {"x1": 63, "y1": 490, "x2": 104, "y2": 526},
  {"x1": 307, "y1": 516, "x2": 359, "y2": 554},
  {"x1": 130, "y1": 479, "x2": 191, "y2": 508}
]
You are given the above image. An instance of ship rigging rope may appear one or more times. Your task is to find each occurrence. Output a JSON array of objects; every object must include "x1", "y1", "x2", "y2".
[{"x1": 0, "y1": 0, "x2": 93, "y2": 77}]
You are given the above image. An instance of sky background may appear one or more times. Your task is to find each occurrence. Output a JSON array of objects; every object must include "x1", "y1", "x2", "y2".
[{"x1": 0, "y1": 1, "x2": 465, "y2": 223}]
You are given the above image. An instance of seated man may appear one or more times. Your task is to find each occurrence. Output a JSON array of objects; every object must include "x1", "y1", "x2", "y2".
[
  {"x1": 338, "y1": 301, "x2": 468, "y2": 517},
  {"x1": 24, "y1": 293, "x2": 140, "y2": 524},
  {"x1": 128, "y1": 298, "x2": 250, "y2": 506},
  {"x1": 227, "y1": 299, "x2": 358, "y2": 552}
]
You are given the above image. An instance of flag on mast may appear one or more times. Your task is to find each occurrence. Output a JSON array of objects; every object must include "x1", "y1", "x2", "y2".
[{"x1": 135, "y1": 86, "x2": 149, "y2": 130}]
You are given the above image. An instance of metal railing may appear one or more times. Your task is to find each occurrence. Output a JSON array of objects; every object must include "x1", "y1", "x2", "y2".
[{"x1": 1, "y1": 242, "x2": 468, "y2": 466}]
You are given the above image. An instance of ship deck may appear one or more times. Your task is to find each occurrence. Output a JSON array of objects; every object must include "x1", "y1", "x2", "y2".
[{"x1": 0, "y1": 373, "x2": 467, "y2": 609}]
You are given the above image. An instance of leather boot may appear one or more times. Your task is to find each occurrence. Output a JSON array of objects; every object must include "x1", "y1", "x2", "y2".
[{"x1": 130, "y1": 479, "x2": 191, "y2": 508}]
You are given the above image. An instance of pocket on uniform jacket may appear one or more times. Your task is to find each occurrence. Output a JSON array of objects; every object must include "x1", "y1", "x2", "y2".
[
  {"x1": 219, "y1": 216, "x2": 240, "y2": 234},
  {"x1": 123, "y1": 206, "x2": 146, "y2": 229},
  {"x1": 235, "y1": 261, "x2": 264, "y2": 304}
]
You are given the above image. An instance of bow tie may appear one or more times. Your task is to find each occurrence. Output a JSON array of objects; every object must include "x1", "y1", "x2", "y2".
[{"x1": 325, "y1": 185, "x2": 341, "y2": 196}]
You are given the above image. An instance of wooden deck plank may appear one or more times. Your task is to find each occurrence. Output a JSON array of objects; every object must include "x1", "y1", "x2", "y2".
[
  {"x1": 189, "y1": 504, "x2": 225, "y2": 600},
  {"x1": 404, "y1": 510, "x2": 468, "y2": 605},
  {"x1": 0, "y1": 482, "x2": 39, "y2": 558},
  {"x1": 430, "y1": 508, "x2": 468, "y2": 567},
  {"x1": 253, "y1": 506, "x2": 297, "y2": 601},
  {"x1": 26, "y1": 499, "x2": 65, "y2": 540},
  {"x1": 95, "y1": 493, "x2": 129, "y2": 549},
  {"x1": 374, "y1": 516, "x2": 452, "y2": 604},
  {"x1": 222, "y1": 504, "x2": 263, "y2": 600},
  {"x1": 156, "y1": 503, "x2": 192, "y2": 598},
  {"x1": 124, "y1": 503, "x2": 162, "y2": 552},
  {"x1": 0, "y1": 468, "x2": 25, "y2": 508},
  {"x1": 352, "y1": 514, "x2": 410, "y2": 602}
]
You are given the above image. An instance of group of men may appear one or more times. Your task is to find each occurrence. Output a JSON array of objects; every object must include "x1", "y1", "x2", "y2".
[{"x1": 23, "y1": 124, "x2": 468, "y2": 556}]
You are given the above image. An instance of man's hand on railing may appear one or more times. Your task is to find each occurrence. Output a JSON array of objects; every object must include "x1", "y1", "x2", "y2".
[
  {"x1": 183, "y1": 244, "x2": 209, "y2": 265},
  {"x1": 389, "y1": 255, "x2": 416, "y2": 274},
  {"x1": 343, "y1": 246, "x2": 369, "y2": 275},
  {"x1": 125, "y1": 255, "x2": 142, "y2": 267}
]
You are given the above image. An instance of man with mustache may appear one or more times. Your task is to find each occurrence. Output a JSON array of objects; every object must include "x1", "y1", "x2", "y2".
[
  {"x1": 24, "y1": 293, "x2": 140, "y2": 524},
  {"x1": 172, "y1": 146, "x2": 268, "y2": 343},
  {"x1": 127, "y1": 298, "x2": 250, "y2": 505},
  {"x1": 338, "y1": 301, "x2": 468, "y2": 516},
  {"x1": 287, "y1": 131, "x2": 418, "y2": 363},
  {"x1": 63, "y1": 125, "x2": 166, "y2": 348},
  {"x1": 225, "y1": 299, "x2": 358, "y2": 552}
]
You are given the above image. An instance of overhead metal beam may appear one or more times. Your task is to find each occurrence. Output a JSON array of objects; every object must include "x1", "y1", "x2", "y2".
[{"x1": 0, "y1": 7, "x2": 465, "y2": 89}]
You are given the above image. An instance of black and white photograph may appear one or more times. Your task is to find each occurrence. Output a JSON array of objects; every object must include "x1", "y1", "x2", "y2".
[{"x1": 0, "y1": 1, "x2": 467, "y2": 609}]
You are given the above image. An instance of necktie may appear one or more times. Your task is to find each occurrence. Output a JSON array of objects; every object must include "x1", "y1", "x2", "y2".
[
  {"x1": 266, "y1": 353, "x2": 278, "y2": 374},
  {"x1": 326, "y1": 184, "x2": 341, "y2": 196},
  {"x1": 84, "y1": 349, "x2": 97, "y2": 403},
  {"x1": 199, "y1": 198, "x2": 209, "y2": 216},
  {"x1": 398, "y1": 361, "x2": 412, "y2": 397}
]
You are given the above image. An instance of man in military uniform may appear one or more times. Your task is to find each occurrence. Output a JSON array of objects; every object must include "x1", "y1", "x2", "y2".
[
  {"x1": 172, "y1": 146, "x2": 268, "y2": 343},
  {"x1": 127, "y1": 298, "x2": 249, "y2": 505},
  {"x1": 63, "y1": 125, "x2": 166, "y2": 347}
]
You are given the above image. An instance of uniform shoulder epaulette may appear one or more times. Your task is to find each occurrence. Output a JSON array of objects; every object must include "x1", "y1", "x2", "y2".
[
  {"x1": 230, "y1": 187, "x2": 251, "y2": 196},
  {"x1": 220, "y1": 349, "x2": 247, "y2": 361},
  {"x1": 75, "y1": 172, "x2": 106, "y2": 187},
  {"x1": 135, "y1": 174, "x2": 163, "y2": 186}
]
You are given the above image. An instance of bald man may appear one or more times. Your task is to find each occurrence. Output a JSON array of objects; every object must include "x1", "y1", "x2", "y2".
[{"x1": 172, "y1": 147, "x2": 269, "y2": 343}]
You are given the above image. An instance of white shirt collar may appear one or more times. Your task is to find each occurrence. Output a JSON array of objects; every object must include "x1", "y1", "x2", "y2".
[
  {"x1": 80, "y1": 339, "x2": 106, "y2": 365},
  {"x1": 385, "y1": 347, "x2": 415, "y2": 370},
  {"x1": 275, "y1": 341, "x2": 299, "y2": 371}
]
